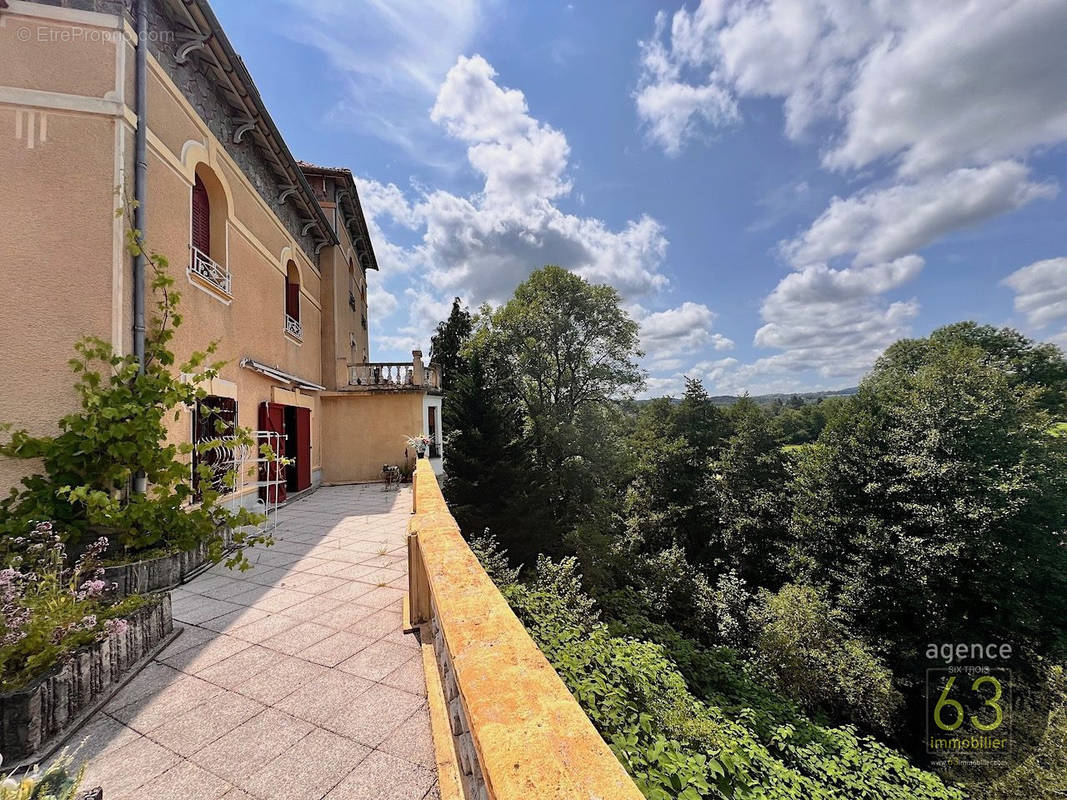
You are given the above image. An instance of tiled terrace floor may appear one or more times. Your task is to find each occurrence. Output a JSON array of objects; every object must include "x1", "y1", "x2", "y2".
[{"x1": 70, "y1": 485, "x2": 438, "y2": 800}]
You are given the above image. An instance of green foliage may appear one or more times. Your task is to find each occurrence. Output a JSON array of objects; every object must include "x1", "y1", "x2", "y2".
[
  {"x1": 468, "y1": 532, "x2": 521, "y2": 585},
  {"x1": 749, "y1": 583, "x2": 901, "y2": 735},
  {"x1": 877, "y1": 322, "x2": 1067, "y2": 416},
  {"x1": 435, "y1": 271, "x2": 1067, "y2": 799},
  {"x1": 699, "y1": 399, "x2": 790, "y2": 585},
  {"x1": 442, "y1": 351, "x2": 549, "y2": 565},
  {"x1": 981, "y1": 665, "x2": 1067, "y2": 800},
  {"x1": 623, "y1": 380, "x2": 729, "y2": 562},
  {"x1": 485, "y1": 266, "x2": 643, "y2": 536},
  {"x1": 0, "y1": 224, "x2": 267, "y2": 566},
  {"x1": 1, "y1": 749, "x2": 85, "y2": 799},
  {"x1": 769, "y1": 396, "x2": 846, "y2": 446},
  {"x1": 500, "y1": 556, "x2": 964, "y2": 800},
  {"x1": 790, "y1": 325, "x2": 1067, "y2": 674},
  {"x1": 429, "y1": 297, "x2": 474, "y2": 393}
]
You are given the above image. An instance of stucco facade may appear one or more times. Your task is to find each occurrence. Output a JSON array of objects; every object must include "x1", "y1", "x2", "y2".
[{"x1": 0, "y1": 0, "x2": 442, "y2": 500}]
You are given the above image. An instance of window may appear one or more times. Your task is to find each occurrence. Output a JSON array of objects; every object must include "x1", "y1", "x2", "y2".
[
  {"x1": 192, "y1": 395, "x2": 237, "y2": 499},
  {"x1": 192, "y1": 175, "x2": 210, "y2": 254},
  {"x1": 188, "y1": 167, "x2": 231, "y2": 296},
  {"x1": 428, "y1": 406, "x2": 440, "y2": 458},
  {"x1": 284, "y1": 261, "x2": 302, "y2": 339}
]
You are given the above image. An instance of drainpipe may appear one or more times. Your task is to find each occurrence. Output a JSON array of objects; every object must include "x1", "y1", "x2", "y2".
[{"x1": 132, "y1": 0, "x2": 148, "y2": 494}]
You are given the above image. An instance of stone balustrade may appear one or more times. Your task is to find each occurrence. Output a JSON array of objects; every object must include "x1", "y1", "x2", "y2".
[
  {"x1": 407, "y1": 459, "x2": 644, "y2": 800},
  {"x1": 347, "y1": 353, "x2": 442, "y2": 393}
]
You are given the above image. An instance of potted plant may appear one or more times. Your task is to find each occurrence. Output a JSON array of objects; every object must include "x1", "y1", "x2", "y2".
[{"x1": 405, "y1": 434, "x2": 432, "y2": 458}]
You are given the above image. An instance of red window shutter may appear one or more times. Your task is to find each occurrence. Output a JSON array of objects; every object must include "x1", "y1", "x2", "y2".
[
  {"x1": 191, "y1": 176, "x2": 211, "y2": 254},
  {"x1": 294, "y1": 407, "x2": 311, "y2": 491},
  {"x1": 286, "y1": 279, "x2": 300, "y2": 322}
]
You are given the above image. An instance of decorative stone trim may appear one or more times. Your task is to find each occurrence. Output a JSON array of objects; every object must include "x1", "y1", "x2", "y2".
[
  {"x1": 407, "y1": 460, "x2": 644, "y2": 800},
  {"x1": 431, "y1": 612, "x2": 489, "y2": 800},
  {"x1": 0, "y1": 596, "x2": 174, "y2": 765}
]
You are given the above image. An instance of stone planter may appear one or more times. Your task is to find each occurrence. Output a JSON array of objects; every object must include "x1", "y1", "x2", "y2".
[
  {"x1": 0, "y1": 595, "x2": 174, "y2": 764},
  {"x1": 102, "y1": 532, "x2": 231, "y2": 598}
]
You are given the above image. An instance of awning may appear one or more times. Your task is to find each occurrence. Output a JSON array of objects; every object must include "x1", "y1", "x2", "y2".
[{"x1": 240, "y1": 358, "x2": 325, "y2": 391}]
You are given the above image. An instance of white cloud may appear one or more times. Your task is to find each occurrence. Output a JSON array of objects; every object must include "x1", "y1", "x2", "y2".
[
  {"x1": 365, "y1": 272, "x2": 399, "y2": 319},
  {"x1": 639, "y1": 356, "x2": 739, "y2": 399},
  {"x1": 636, "y1": 301, "x2": 733, "y2": 363},
  {"x1": 354, "y1": 55, "x2": 675, "y2": 357},
  {"x1": 357, "y1": 179, "x2": 422, "y2": 230},
  {"x1": 782, "y1": 163, "x2": 1057, "y2": 268},
  {"x1": 345, "y1": 54, "x2": 678, "y2": 360},
  {"x1": 1002, "y1": 258, "x2": 1067, "y2": 339},
  {"x1": 634, "y1": 8, "x2": 739, "y2": 156},
  {"x1": 826, "y1": 2, "x2": 1067, "y2": 176},
  {"x1": 754, "y1": 258, "x2": 922, "y2": 378},
  {"x1": 755, "y1": 163, "x2": 1056, "y2": 381},
  {"x1": 634, "y1": 1, "x2": 1067, "y2": 175},
  {"x1": 632, "y1": 1, "x2": 1067, "y2": 387},
  {"x1": 432, "y1": 56, "x2": 572, "y2": 203}
]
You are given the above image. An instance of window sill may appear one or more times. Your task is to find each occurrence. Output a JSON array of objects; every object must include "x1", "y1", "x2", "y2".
[{"x1": 186, "y1": 270, "x2": 233, "y2": 305}]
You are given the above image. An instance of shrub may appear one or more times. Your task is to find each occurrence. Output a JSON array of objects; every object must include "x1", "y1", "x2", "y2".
[
  {"x1": 501, "y1": 555, "x2": 963, "y2": 800},
  {"x1": 0, "y1": 226, "x2": 266, "y2": 567},
  {"x1": 981, "y1": 665, "x2": 1067, "y2": 800},
  {"x1": 468, "y1": 531, "x2": 520, "y2": 585},
  {"x1": 749, "y1": 583, "x2": 902, "y2": 735}
]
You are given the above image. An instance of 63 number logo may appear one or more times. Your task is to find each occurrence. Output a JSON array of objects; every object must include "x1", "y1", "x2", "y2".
[{"x1": 926, "y1": 668, "x2": 1012, "y2": 757}]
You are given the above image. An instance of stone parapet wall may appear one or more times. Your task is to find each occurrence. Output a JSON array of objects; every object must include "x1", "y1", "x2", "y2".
[
  {"x1": 430, "y1": 611, "x2": 488, "y2": 800},
  {"x1": 407, "y1": 459, "x2": 643, "y2": 800}
]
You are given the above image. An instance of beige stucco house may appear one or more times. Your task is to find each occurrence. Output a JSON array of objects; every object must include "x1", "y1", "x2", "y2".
[{"x1": 0, "y1": 0, "x2": 443, "y2": 505}]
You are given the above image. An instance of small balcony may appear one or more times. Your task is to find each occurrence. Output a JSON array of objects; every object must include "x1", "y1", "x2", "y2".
[
  {"x1": 350, "y1": 362, "x2": 413, "y2": 387},
  {"x1": 188, "y1": 246, "x2": 231, "y2": 296},
  {"x1": 347, "y1": 355, "x2": 442, "y2": 394},
  {"x1": 284, "y1": 314, "x2": 302, "y2": 341}
]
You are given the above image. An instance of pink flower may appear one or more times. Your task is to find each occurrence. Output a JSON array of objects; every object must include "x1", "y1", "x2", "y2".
[{"x1": 103, "y1": 618, "x2": 128, "y2": 637}]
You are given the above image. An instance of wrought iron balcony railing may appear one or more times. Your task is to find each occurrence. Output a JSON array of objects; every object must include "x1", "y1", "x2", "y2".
[
  {"x1": 284, "y1": 313, "x2": 302, "y2": 340},
  {"x1": 188, "y1": 246, "x2": 231, "y2": 295}
]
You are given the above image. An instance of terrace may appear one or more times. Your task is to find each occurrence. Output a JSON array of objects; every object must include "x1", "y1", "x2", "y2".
[
  {"x1": 67, "y1": 485, "x2": 435, "y2": 799},
  {"x1": 59, "y1": 467, "x2": 641, "y2": 799}
]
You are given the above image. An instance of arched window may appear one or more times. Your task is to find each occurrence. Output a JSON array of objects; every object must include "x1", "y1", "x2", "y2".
[
  {"x1": 284, "y1": 260, "x2": 302, "y2": 339},
  {"x1": 187, "y1": 165, "x2": 230, "y2": 296},
  {"x1": 191, "y1": 175, "x2": 211, "y2": 255}
]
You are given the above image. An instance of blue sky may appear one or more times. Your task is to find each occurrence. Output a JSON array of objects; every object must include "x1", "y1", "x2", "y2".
[{"x1": 214, "y1": 0, "x2": 1067, "y2": 396}]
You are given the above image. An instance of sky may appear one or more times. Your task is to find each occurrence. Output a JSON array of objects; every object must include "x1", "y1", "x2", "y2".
[{"x1": 212, "y1": 0, "x2": 1067, "y2": 397}]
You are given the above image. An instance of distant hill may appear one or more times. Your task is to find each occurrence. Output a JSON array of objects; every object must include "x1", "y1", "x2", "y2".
[
  {"x1": 637, "y1": 387, "x2": 859, "y2": 407},
  {"x1": 708, "y1": 387, "x2": 859, "y2": 407}
]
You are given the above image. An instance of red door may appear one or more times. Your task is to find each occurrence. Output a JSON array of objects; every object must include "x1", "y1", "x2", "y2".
[
  {"x1": 293, "y1": 407, "x2": 311, "y2": 491},
  {"x1": 258, "y1": 402, "x2": 286, "y2": 504}
]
